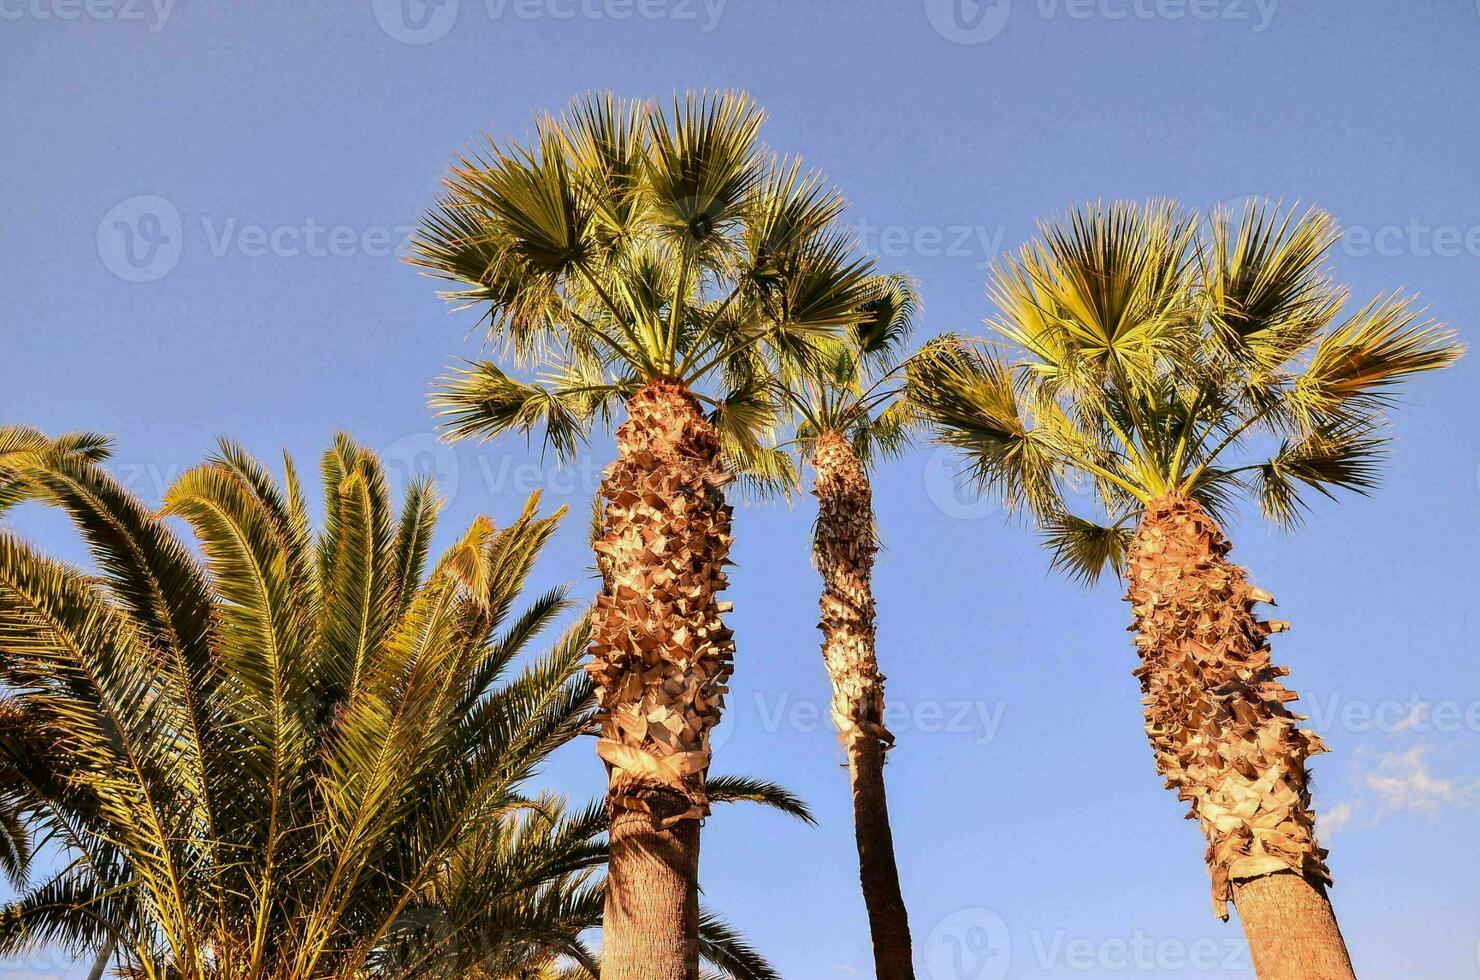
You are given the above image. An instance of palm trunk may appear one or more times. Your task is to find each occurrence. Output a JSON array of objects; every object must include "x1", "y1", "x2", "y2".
[
  {"x1": 589, "y1": 380, "x2": 735, "y2": 980},
  {"x1": 1125, "y1": 494, "x2": 1354, "y2": 980},
  {"x1": 84, "y1": 939, "x2": 113, "y2": 980},
  {"x1": 813, "y1": 429, "x2": 915, "y2": 980}
]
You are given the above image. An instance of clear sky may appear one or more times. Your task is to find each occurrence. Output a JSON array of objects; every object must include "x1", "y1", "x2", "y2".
[{"x1": 3, "y1": 1, "x2": 1479, "y2": 977}]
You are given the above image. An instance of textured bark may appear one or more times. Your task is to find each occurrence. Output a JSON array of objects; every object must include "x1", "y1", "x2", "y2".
[
  {"x1": 1125, "y1": 494, "x2": 1354, "y2": 978},
  {"x1": 604, "y1": 809, "x2": 701, "y2": 980},
  {"x1": 1234, "y1": 872, "x2": 1356, "y2": 979},
  {"x1": 590, "y1": 380, "x2": 733, "y2": 980},
  {"x1": 813, "y1": 429, "x2": 915, "y2": 980}
]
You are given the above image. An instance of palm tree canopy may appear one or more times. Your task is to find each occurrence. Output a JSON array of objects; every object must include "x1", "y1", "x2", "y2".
[
  {"x1": 412, "y1": 90, "x2": 880, "y2": 494},
  {"x1": 0, "y1": 435, "x2": 806, "y2": 978},
  {"x1": 0, "y1": 426, "x2": 115, "y2": 886},
  {"x1": 782, "y1": 274, "x2": 925, "y2": 470},
  {"x1": 906, "y1": 199, "x2": 1463, "y2": 581}
]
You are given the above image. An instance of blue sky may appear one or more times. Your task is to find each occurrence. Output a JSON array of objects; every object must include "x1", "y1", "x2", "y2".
[{"x1": 3, "y1": 1, "x2": 1479, "y2": 976}]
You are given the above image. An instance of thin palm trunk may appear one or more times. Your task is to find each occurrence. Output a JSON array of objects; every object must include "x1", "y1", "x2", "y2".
[
  {"x1": 589, "y1": 380, "x2": 735, "y2": 980},
  {"x1": 812, "y1": 429, "x2": 915, "y2": 980},
  {"x1": 85, "y1": 939, "x2": 113, "y2": 980},
  {"x1": 1125, "y1": 494, "x2": 1355, "y2": 980}
]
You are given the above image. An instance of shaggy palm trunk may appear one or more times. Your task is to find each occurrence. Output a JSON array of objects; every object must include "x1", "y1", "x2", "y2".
[
  {"x1": 1125, "y1": 494, "x2": 1355, "y2": 980},
  {"x1": 589, "y1": 380, "x2": 735, "y2": 980},
  {"x1": 812, "y1": 429, "x2": 915, "y2": 980}
]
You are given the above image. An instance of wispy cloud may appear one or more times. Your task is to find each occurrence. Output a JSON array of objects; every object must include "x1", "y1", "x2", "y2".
[
  {"x1": 1363, "y1": 745, "x2": 1460, "y2": 813},
  {"x1": 1389, "y1": 702, "x2": 1431, "y2": 734},
  {"x1": 1320, "y1": 743, "x2": 1480, "y2": 837}
]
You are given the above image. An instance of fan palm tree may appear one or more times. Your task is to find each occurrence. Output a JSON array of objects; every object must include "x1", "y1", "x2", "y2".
[
  {"x1": 411, "y1": 90, "x2": 876, "y2": 980},
  {"x1": 906, "y1": 199, "x2": 1462, "y2": 980},
  {"x1": 777, "y1": 275, "x2": 920, "y2": 979},
  {"x1": 0, "y1": 433, "x2": 806, "y2": 979}
]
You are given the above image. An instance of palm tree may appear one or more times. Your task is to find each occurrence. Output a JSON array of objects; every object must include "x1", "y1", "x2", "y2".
[
  {"x1": 411, "y1": 90, "x2": 875, "y2": 980},
  {"x1": 906, "y1": 200, "x2": 1462, "y2": 980},
  {"x1": 0, "y1": 425, "x2": 114, "y2": 897},
  {"x1": 777, "y1": 275, "x2": 920, "y2": 979},
  {"x1": 0, "y1": 433, "x2": 805, "y2": 978}
]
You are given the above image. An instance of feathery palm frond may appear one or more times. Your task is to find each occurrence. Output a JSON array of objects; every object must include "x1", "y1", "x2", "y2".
[{"x1": 0, "y1": 434, "x2": 792, "y2": 978}]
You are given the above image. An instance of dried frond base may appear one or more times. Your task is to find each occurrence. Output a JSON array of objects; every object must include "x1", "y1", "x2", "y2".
[
  {"x1": 1126, "y1": 494, "x2": 1331, "y2": 920},
  {"x1": 589, "y1": 381, "x2": 734, "y2": 826},
  {"x1": 813, "y1": 430, "x2": 892, "y2": 749}
]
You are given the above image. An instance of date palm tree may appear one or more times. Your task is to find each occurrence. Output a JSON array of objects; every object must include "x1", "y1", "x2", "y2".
[
  {"x1": 0, "y1": 433, "x2": 805, "y2": 979},
  {"x1": 906, "y1": 200, "x2": 1462, "y2": 980},
  {"x1": 0, "y1": 425, "x2": 114, "y2": 897},
  {"x1": 412, "y1": 90, "x2": 875, "y2": 980},
  {"x1": 778, "y1": 274, "x2": 920, "y2": 979}
]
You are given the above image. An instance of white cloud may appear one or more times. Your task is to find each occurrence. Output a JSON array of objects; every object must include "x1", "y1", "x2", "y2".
[
  {"x1": 1389, "y1": 702, "x2": 1430, "y2": 734},
  {"x1": 1363, "y1": 745, "x2": 1457, "y2": 813},
  {"x1": 1321, "y1": 743, "x2": 1480, "y2": 836},
  {"x1": 1321, "y1": 801, "x2": 1355, "y2": 835}
]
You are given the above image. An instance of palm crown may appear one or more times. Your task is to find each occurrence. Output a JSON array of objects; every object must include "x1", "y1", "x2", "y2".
[
  {"x1": 412, "y1": 90, "x2": 878, "y2": 489},
  {"x1": 0, "y1": 434, "x2": 806, "y2": 978},
  {"x1": 0, "y1": 434, "x2": 595, "y2": 975},
  {"x1": 782, "y1": 274, "x2": 922, "y2": 468},
  {"x1": 907, "y1": 199, "x2": 1463, "y2": 580}
]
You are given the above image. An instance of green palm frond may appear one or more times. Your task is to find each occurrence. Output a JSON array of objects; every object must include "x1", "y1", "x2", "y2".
[
  {"x1": 432, "y1": 361, "x2": 602, "y2": 462},
  {"x1": 697, "y1": 909, "x2": 781, "y2": 980},
  {"x1": 1252, "y1": 420, "x2": 1388, "y2": 530},
  {"x1": 1290, "y1": 292, "x2": 1461, "y2": 427},
  {"x1": 704, "y1": 774, "x2": 817, "y2": 826},
  {"x1": 905, "y1": 342, "x2": 1061, "y2": 515},
  {"x1": 0, "y1": 426, "x2": 113, "y2": 515},
  {"x1": 1040, "y1": 511, "x2": 1134, "y2": 585},
  {"x1": 415, "y1": 90, "x2": 880, "y2": 475},
  {"x1": 851, "y1": 273, "x2": 920, "y2": 364},
  {"x1": 910, "y1": 199, "x2": 1463, "y2": 584},
  {"x1": 1201, "y1": 200, "x2": 1343, "y2": 373},
  {"x1": 0, "y1": 436, "x2": 786, "y2": 978}
]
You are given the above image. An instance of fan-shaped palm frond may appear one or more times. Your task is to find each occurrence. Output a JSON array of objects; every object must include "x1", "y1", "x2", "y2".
[
  {"x1": 414, "y1": 89, "x2": 878, "y2": 469},
  {"x1": 909, "y1": 198, "x2": 1463, "y2": 579}
]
